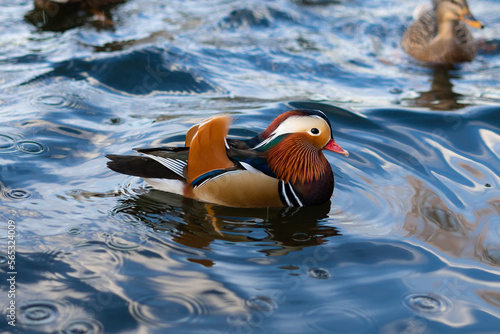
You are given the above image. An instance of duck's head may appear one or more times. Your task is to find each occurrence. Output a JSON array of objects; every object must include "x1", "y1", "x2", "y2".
[
  {"x1": 255, "y1": 109, "x2": 347, "y2": 184},
  {"x1": 436, "y1": 0, "x2": 484, "y2": 29},
  {"x1": 256, "y1": 109, "x2": 348, "y2": 156}
]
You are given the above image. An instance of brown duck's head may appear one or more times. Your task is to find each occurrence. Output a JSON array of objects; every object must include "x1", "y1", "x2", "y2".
[{"x1": 436, "y1": 0, "x2": 484, "y2": 29}]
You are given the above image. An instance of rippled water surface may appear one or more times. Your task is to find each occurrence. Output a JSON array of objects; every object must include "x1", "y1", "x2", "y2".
[{"x1": 1, "y1": 0, "x2": 500, "y2": 333}]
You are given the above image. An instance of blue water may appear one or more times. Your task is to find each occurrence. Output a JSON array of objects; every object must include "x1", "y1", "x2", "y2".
[{"x1": 1, "y1": 0, "x2": 500, "y2": 333}]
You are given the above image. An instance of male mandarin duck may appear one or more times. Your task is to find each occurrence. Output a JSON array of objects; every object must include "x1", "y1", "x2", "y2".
[
  {"x1": 106, "y1": 109, "x2": 349, "y2": 208},
  {"x1": 402, "y1": 0, "x2": 484, "y2": 64}
]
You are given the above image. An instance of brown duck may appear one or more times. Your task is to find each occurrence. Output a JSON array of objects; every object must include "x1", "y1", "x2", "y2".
[{"x1": 402, "y1": 0, "x2": 484, "y2": 65}]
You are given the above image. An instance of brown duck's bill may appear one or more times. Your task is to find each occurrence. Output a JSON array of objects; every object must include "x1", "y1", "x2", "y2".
[
  {"x1": 324, "y1": 139, "x2": 349, "y2": 157},
  {"x1": 461, "y1": 9, "x2": 484, "y2": 29}
]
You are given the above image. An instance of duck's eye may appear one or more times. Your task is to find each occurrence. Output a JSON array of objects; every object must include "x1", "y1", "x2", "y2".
[{"x1": 310, "y1": 128, "x2": 320, "y2": 135}]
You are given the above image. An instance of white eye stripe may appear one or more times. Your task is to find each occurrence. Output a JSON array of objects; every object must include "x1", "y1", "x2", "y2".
[
  {"x1": 253, "y1": 116, "x2": 330, "y2": 150},
  {"x1": 273, "y1": 116, "x2": 327, "y2": 136}
]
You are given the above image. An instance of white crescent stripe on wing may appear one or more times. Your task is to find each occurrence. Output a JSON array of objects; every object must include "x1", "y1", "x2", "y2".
[{"x1": 145, "y1": 155, "x2": 186, "y2": 178}]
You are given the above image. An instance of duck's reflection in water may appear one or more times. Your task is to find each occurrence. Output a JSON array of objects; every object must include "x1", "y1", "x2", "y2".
[
  {"x1": 112, "y1": 189, "x2": 341, "y2": 261},
  {"x1": 403, "y1": 177, "x2": 500, "y2": 267},
  {"x1": 404, "y1": 67, "x2": 468, "y2": 111}
]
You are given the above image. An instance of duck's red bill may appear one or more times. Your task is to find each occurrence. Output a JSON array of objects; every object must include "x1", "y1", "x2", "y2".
[{"x1": 324, "y1": 139, "x2": 349, "y2": 157}]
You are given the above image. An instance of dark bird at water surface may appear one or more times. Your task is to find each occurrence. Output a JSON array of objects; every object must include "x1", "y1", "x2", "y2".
[{"x1": 26, "y1": 0, "x2": 126, "y2": 31}]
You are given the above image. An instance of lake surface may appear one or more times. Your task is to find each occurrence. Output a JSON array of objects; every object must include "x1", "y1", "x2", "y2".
[{"x1": 1, "y1": 0, "x2": 500, "y2": 333}]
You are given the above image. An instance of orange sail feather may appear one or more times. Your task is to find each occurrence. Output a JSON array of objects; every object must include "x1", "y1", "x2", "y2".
[{"x1": 186, "y1": 115, "x2": 234, "y2": 184}]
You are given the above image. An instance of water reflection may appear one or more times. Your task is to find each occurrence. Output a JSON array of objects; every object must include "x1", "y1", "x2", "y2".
[
  {"x1": 112, "y1": 189, "x2": 340, "y2": 259},
  {"x1": 403, "y1": 177, "x2": 500, "y2": 267},
  {"x1": 8, "y1": 251, "x2": 134, "y2": 333},
  {"x1": 404, "y1": 67, "x2": 467, "y2": 111},
  {"x1": 477, "y1": 290, "x2": 500, "y2": 309},
  {"x1": 23, "y1": 48, "x2": 224, "y2": 96},
  {"x1": 10, "y1": 239, "x2": 248, "y2": 333}
]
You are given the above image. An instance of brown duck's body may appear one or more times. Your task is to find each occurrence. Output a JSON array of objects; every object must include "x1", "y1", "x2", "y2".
[
  {"x1": 402, "y1": 10, "x2": 476, "y2": 64},
  {"x1": 402, "y1": 0, "x2": 483, "y2": 65}
]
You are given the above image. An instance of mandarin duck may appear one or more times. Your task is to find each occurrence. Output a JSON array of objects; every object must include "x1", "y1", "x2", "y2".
[
  {"x1": 107, "y1": 109, "x2": 348, "y2": 208},
  {"x1": 402, "y1": 0, "x2": 484, "y2": 65}
]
